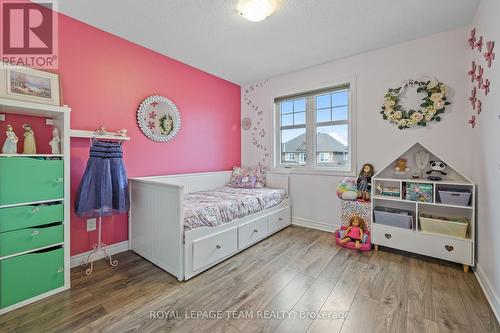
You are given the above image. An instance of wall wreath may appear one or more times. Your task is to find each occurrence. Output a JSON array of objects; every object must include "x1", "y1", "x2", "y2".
[
  {"x1": 381, "y1": 79, "x2": 451, "y2": 130},
  {"x1": 137, "y1": 95, "x2": 181, "y2": 142}
]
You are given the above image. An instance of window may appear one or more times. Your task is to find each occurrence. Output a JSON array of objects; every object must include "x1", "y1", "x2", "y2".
[{"x1": 275, "y1": 83, "x2": 354, "y2": 173}]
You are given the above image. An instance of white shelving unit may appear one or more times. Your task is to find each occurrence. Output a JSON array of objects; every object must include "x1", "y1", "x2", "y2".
[
  {"x1": 0, "y1": 99, "x2": 71, "y2": 315},
  {"x1": 371, "y1": 143, "x2": 475, "y2": 272}
]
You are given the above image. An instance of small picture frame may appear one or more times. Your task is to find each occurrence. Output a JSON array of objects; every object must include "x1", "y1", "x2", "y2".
[{"x1": 0, "y1": 63, "x2": 60, "y2": 106}]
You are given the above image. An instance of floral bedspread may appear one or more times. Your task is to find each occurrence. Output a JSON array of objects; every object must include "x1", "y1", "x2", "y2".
[{"x1": 183, "y1": 187, "x2": 287, "y2": 231}]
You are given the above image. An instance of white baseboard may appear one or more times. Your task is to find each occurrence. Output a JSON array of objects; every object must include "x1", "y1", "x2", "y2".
[
  {"x1": 292, "y1": 217, "x2": 338, "y2": 232},
  {"x1": 474, "y1": 263, "x2": 500, "y2": 323},
  {"x1": 70, "y1": 241, "x2": 130, "y2": 268}
]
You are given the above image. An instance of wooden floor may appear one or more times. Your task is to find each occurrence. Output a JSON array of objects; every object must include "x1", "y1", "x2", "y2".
[{"x1": 1, "y1": 226, "x2": 498, "y2": 333}]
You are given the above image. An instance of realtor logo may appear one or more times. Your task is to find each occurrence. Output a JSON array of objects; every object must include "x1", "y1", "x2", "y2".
[{"x1": 1, "y1": 0, "x2": 58, "y2": 68}]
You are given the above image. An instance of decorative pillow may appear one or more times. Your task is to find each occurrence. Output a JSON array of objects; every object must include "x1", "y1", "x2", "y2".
[
  {"x1": 230, "y1": 175, "x2": 257, "y2": 188},
  {"x1": 229, "y1": 165, "x2": 267, "y2": 188},
  {"x1": 252, "y1": 163, "x2": 267, "y2": 188}
]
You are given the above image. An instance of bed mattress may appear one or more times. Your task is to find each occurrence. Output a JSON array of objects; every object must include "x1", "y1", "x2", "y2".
[{"x1": 183, "y1": 187, "x2": 287, "y2": 231}]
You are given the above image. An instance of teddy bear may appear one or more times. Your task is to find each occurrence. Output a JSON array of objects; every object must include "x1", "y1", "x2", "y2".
[{"x1": 394, "y1": 158, "x2": 410, "y2": 173}]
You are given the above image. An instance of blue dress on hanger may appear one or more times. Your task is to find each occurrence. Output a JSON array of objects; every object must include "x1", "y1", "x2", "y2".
[{"x1": 74, "y1": 139, "x2": 129, "y2": 218}]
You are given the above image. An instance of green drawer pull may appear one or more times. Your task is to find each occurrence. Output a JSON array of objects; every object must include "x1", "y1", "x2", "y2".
[
  {"x1": 31, "y1": 230, "x2": 40, "y2": 236},
  {"x1": 55, "y1": 178, "x2": 64, "y2": 184},
  {"x1": 57, "y1": 267, "x2": 64, "y2": 273},
  {"x1": 31, "y1": 207, "x2": 40, "y2": 214}
]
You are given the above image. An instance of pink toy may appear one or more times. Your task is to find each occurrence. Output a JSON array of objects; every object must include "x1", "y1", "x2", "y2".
[
  {"x1": 336, "y1": 216, "x2": 371, "y2": 251},
  {"x1": 335, "y1": 225, "x2": 371, "y2": 251}
]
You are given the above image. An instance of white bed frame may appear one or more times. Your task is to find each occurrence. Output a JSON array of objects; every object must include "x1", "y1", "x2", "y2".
[{"x1": 128, "y1": 171, "x2": 290, "y2": 280}]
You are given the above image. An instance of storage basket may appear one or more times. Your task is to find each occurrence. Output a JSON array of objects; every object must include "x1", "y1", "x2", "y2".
[
  {"x1": 438, "y1": 189, "x2": 471, "y2": 207},
  {"x1": 420, "y1": 214, "x2": 469, "y2": 238},
  {"x1": 374, "y1": 207, "x2": 413, "y2": 229}
]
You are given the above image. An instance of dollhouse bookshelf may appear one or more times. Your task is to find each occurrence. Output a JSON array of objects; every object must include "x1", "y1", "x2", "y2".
[
  {"x1": 0, "y1": 98, "x2": 71, "y2": 314},
  {"x1": 371, "y1": 143, "x2": 475, "y2": 272}
]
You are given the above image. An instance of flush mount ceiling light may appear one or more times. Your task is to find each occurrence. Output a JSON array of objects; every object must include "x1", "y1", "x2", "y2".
[{"x1": 240, "y1": 0, "x2": 274, "y2": 22}]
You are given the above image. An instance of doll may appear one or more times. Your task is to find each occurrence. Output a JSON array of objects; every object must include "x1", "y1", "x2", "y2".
[
  {"x1": 49, "y1": 127, "x2": 61, "y2": 155},
  {"x1": 23, "y1": 124, "x2": 36, "y2": 154},
  {"x1": 339, "y1": 216, "x2": 365, "y2": 249},
  {"x1": 2, "y1": 125, "x2": 18, "y2": 154},
  {"x1": 357, "y1": 163, "x2": 374, "y2": 201}
]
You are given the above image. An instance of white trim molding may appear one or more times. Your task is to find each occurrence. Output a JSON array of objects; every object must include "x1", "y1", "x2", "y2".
[
  {"x1": 292, "y1": 217, "x2": 338, "y2": 233},
  {"x1": 474, "y1": 263, "x2": 500, "y2": 323},
  {"x1": 70, "y1": 241, "x2": 129, "y2": 268}
]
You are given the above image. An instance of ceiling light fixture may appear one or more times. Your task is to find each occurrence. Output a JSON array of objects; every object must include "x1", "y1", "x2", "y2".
[{"x1": 240, "y1": 0, "x2": 274, "y2": 22}]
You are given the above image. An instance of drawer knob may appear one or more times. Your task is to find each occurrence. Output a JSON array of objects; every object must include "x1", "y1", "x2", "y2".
[
  {"x1": 278, "y1": 217, "x2": 283, "y2": 221},
  {"x1": 216, "y1": 245, "x2": 222, "y2": 249},
  {"x1": 445, "y1": 245, "x2": 454, "y2": 252},
  {"x1": 253, "y1": 229, "x2": 259, "y2": 233},
  {"x1": 31, "y1": 207, "x2": 40, "y2": 214},
  {"x1": 55, "y1": 177, "x2": 64, "y2": 183},
  {"x1": 31, "y1": 230, "x2": 40, "y2": 236},
  {"x1": 57, "y1": 267, "x2": 64, "y2": 273},
  {"x1": 384, "y1": 233, "x2": 392, "y2": 239}
]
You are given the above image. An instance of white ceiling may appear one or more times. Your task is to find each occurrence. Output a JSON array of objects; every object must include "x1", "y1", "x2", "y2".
[{"x1": 57, "y1": 0, "x2": 479, "y2": 84}]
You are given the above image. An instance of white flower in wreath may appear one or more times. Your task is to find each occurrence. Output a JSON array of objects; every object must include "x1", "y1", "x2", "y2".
[
  {"x1": 434, "y1": 99, "x2": 446, "y2": 110},
  {"x1": 411, "y1": 112, "x2": 424, "y2": 122},
  {"x1": 384, "y1": 107, "x2": 394, "y2": 116},
  {"x1": 384, "y1": 99, "x2": 396, "y2": 108},
  {"x1": 393, "y1": 111, "x2": 402, "y2": 120},
  {"x1": 425, "y1": 114, "x2": 434, "y2": 121},
  {"x1": 426, "y1": 106, "x2": 437, "y2": 115},
  {"x1": 427, "y1": 80, "x2": 439, "y2": 89},
  {"x1": 439, "y1": 84, "x2": 448, "y2": 94},
  {"x1": 398, "y1": 119, "x2": 408, "y2": 127},
  {"x1": 430, "y1": 93, "x2": 444, "y2": 103}
]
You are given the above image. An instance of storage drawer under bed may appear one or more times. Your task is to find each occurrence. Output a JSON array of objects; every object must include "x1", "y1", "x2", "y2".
[
  {"x1": 268, "y1": 206, "x2": 291, "y2": 234},
  {"x1": 192, "y1": 227, "x2": 238, "y2": 271},
  {"x1": 238, "y1": 216, "x2": 268, "y2": 250}
]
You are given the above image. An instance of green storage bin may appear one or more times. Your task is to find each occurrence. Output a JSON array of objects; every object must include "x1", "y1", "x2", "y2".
[
  {"x1": 0, "y1": 223, "x2": 63, "y2": 257},
  {"x1": 0, "y1": 158, "x2": 64, "y2": 206},
  {"x1": 0, "y1": 247, "x2": 64, "y2": 308},
  {"x1": 0, "y1": 204, "x2": 63, "y2": 233}
]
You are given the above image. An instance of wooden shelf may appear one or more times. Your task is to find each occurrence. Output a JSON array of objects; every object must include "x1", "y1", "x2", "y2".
[
  {"x1": 0, "y1": 98, "x2": 70, "y2": 117},
  {"x1": 70, "y1": 129, "x2": 130, "y2": 141}
]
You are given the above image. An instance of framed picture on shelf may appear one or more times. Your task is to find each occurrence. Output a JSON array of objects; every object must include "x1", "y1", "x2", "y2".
[{"x1": 0, "y1": 63, "x2": 60, "y2": 106}]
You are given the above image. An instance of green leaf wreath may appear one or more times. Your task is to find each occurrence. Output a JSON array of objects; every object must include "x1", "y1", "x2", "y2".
[
  {"x1": 381, "y1": 80, "x2": 451, "y2": 130},
  {"x1": 159, "y1": 114, "x2": 174, "y2": 135}
]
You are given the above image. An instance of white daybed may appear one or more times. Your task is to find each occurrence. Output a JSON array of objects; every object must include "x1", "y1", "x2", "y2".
[{"x1": 128, "y1": 171, "x2": 290, "y2": 280}]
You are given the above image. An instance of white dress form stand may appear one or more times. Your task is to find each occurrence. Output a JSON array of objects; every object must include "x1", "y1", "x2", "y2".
[{"x1": 81, "y1": 217, "x2": 118, "y2": 275}]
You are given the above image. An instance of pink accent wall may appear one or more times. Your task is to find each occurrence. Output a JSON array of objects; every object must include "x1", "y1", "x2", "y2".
[{"x1": 55, "y1": 15, "x2": 241, "y2": 255}]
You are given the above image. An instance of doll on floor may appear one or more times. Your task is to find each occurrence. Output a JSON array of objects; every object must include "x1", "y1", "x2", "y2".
[{"x1": 339, "y1": 216, "x2": 365, "y2": 249}]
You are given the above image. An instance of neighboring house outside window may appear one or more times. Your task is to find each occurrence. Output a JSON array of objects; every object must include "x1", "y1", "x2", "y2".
[{"x1": 275, "y1": 82, "x2": 355, "y2": 174}]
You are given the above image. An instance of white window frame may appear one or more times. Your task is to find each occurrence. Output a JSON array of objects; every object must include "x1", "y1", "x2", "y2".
[
  {"x1": 273, "y1": 78, "x2": 357, "y2": 176},
  {"x1": 318, "y1": 152, "x2": 330, "y2": 163},
  {"x1": 298, "y1": 152, "x2": 306, "y2": 164},
  {"x1": 284, "y1": 153, "x2": 296, "y2": 162}
]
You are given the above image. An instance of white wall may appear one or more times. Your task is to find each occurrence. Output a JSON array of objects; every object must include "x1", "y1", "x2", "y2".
[
  {"x1": 470, "y1": 0, "x2": 500, "y2": 319},
  {"x1": 242, "y1": 27, "x2": 471, "y2": 231}
]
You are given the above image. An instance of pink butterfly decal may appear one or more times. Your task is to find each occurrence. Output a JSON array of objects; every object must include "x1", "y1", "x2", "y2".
[
  {"x1": 476, "y1": 99, "x2": 482, "y2": 114},
  {"x1": 475, "y1": 35, "x2": 483, "y2": 52},
  {"x1": 468, "y1": 61, "x2": 477, "y2": 82},
  {"x1": 468, "y1": 28, "x2": 476, "y2": 50},
  {"x1": 482, "y1": 79, "x2": 490, "y2": 96},
  {"x1": 468, "y1": 115, "x2": 476, "y2": 128},
  {"x1": 476, "y1": 65, "x2": 484, "y2": 89},
  {"x1": 484, "y1": 41, "x2": 495, "y2": 68},
  {"x1": 469, "y1": 87, "x2": 477, "y2": 109}
]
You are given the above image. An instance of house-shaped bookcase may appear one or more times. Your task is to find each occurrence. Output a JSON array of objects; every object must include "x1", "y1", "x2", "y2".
[{"x1": 371, "y1": 143, "x2": 475, "y2": 272}]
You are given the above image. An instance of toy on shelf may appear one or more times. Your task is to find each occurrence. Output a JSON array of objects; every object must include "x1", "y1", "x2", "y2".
[
  {"x1": 2, "y1": 124, "x2": 18, "y2": 154},
  {"x1": 426, "y1": 160, "x2": 447, "y2": 181},
  {"x1": 394, "y1": 158, "x2": 410, "y2": 175},
  {"x1": 22, "y1": 124, "x2": 36, "y2": 154},
  {"x1": 335, "y1": 216, "x2": 371, "y2": 251},
  {"x1": 336, "y1": 177, "x2": 358, "y2": 201},
  {"x1": 49, "y1": 127, "x2": 61, "y2": 155},
  {"x1": 357, "y1": 163, "x2": 374, "y2": 201}
]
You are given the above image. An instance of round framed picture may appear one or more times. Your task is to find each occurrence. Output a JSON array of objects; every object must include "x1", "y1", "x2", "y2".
[{"x1": 137, "y1": 95, "x2": 181, "y2": 142}]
